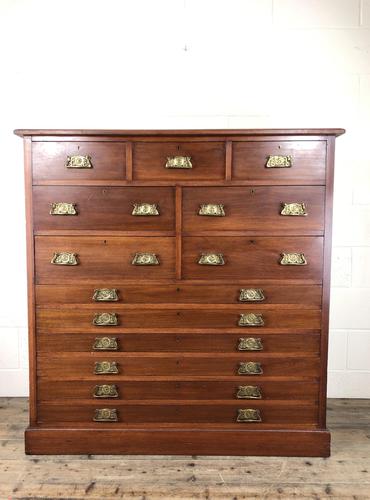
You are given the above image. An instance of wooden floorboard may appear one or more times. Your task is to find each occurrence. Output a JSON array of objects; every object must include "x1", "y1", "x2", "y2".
[{"x1": 0, "y1": 398, "x2": 369, "y2": 499}]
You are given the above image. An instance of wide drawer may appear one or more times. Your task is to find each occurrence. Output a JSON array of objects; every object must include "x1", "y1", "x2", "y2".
[
  {"x1": 232, "y1": 140, "x2": 326, "y2": 183},
  {"x1": 132, "y1": 141, "x2": 225, "y2": 180},
  {"x1": 32, "y1": 141, "x2": 126, "y2": 181},
  {"x1": 35, "y1": 236, "x2": 175, "y2": 284},
  {"x1": 37, "y1": 379, "x2": 319, "y2": 401},
  {"x1": 33, "y1": 186, "x2": 175, "y2": 231},
  {"x1": 37, "y1": 332, "x2": 320, "y2": 353},
  {"x1": 37, "y1": 353, "x2": 320, "y2": 377},
  {"x1": 182, "y1": 186, "x2": 325, "y2": 234},
  {"x1": 35, "y1": 284, "x2": 322, "y2": 306},
  {"x1": 182, "y1": 236, "x2": 323, "y2": 282},
  {"x1": 36, "y1": 308, "x2": 321, "y2": 331}
]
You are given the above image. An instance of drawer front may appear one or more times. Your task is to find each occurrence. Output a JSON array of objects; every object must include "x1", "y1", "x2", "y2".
[
  {"x1": 37, "y1": 332, "x2": 321, "y2": 353},
  {"x1": 182, "y1": 237, "x2": 323, "y2": 282},
  {"x1": 35, "y1": 284, "x2": 322, "y2": 306},
  {"x1": 38, "y1": 379, "x2": 319, "y2": 401},
  {"x1": 35, "y1": 236, "x2": 175, "y2": 284},
  {"x1": 32, "y1": 142, "x2": 126, "y2": 181},
  {"x1": 183, "y1": 186, "x2": 325, "y2": 233},
  {"x1": 232, "y1": 141, "x2": 326, "y2": 183},
  {"x1": 36, "y1": 309, "x2": 321, "y2": 331},
  {"x1": 133, "y1": 141, "x2": 225, "y2": 180},
  {"x1": 33, "y1": 186, "x2": 175, "y2": 231}
]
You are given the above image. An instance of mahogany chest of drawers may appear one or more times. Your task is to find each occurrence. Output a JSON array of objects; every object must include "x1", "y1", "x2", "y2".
[{"x1": 15, "y1": 128, "x2": 344, "y2": 456}]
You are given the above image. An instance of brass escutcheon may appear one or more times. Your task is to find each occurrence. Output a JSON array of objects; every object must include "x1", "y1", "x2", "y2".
[
  {"x1": 93, "y1": 313, "x2": 118, "y2": 326},
  {"x1": 66, "y1": 155, "x2": 92, "y2": 168},
  {"x1": 198, "y1": 253, "x2": 225, "y2": 266},
  {"x1": 93, "y1": 384, "x2": 119, "y2": 398},
  {"x1": 238, "y1": 313, "x2": 264, "y2": 327},
  {"x1": 239, "y1": 289, "x2": 265, "y2": 302},
  {"x1": 165, "y1": 156, "x2": 192, "y2": 169},
  {"x1": 265, "y1": 155, "x2": 292, "y2": 168},
  {"x1": 93, "y1": 337, "x2": 118, "y2": 351},
  {"x1": 50, "y1": 202, "x2": 77, "y2": 215},
  {"x1": 93, "y1": 408, "x2": 118, "y2": 422},
  {"x1": 132, "y1": 203, "x2": 160, "y2": 216},
  {"x1": 93, "y1": 289, "x2": 119, "y2": 302},
  {"x1": 236, "y1": 408, "x2": 262, "y2": 422},
  {"x1": 238, "y1": 361, "x2": 263, "y2": 375},
  {"x1": 51, "y1": 252, "x2": 78, "y2": 265},
  {"x1": 132, "y1": 253, "x2": 160, "y2": 265},
  {"x1": 280, "y1": 253, "x2": 307, "y2": 266},
  {"x1": 237, "y1": 337, "x2": 263, "y2": 351},
  {"x1": 280, "y1": 202, "x2": 307, "y2": 216},
  {"x1": 198, "y1": 204, "x2": 225, "y2": 217},
  {"x1": 94, "y1": 361, "x2": 119, "y2": 374},
  {"x1": 236, "y1": 385, "x2": 262, "y2": 399}
]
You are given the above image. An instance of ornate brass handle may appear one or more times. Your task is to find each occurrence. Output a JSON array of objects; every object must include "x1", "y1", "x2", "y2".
[
  {"x1": 266, "y1": 155, "x2": 292, "y2": 168},
  {"x1": 93, "y1": 408, "x2": 118, "y2": 422},
  {"x1": 236, "y1": 385, "x2": 262, "y2": 399},
  {"x1": 94, "y1": 361, "x2": 119, "y2": 374},
  {"x1": 93, "y1": 384, "x2": 118, "y2": 398},
  {"x1": 198, "y1": 253, "x2": 225, "y2": 266},
  {"x1": 50, "y1": 202, "x2": 77, "y2": 215},
  {"x1": 239, "y1": 289, "x2": 265, "y2": 302},
  {"x1": 280, "y1": 203, "x2": 307, "y2": 216},
  {"x1": 132, "y1": 253, "x2": 160, "y2": 265},
  {"x1": 198, "y1": 204, "x2": 225, "y2": 217},
  {"x1": 165, "y1": 156, "x2": 192, "y2": 169},
  {"x1": 93, "y1": 313, "x2": 118, "y2": 326},
  {"x1": 238, "y1": 337, "x2": 263, "y2": 351},
  {"x1": 280, "y1": 253, "x2": 307, "y2": 265},
  {"x1": 237, "y1": 408, "x2": 262, "y2": 422},
  {"x1": 132, "y1": 203, "x2": 160, "y2": 216},
  {"x1": 238, "y1": 361, "x2": 263, "y2": 375},
  {"x1": 238, "y1": 313, "x2": 264, "y2": 327},
  {"x1": 93, "y1": 289, "x2": 119, "y2": 302},
  {"x1": 66, "y1": 155, "x2": 92, "y2": 169},
  {"x1": 51, "y1": 252, "x2": 78, "y2": 266},
  {"x1": 93, "y1": 337, "x2": 118, "y2": 351}
]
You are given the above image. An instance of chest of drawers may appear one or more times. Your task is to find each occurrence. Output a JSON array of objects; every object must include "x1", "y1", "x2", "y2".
[{"x1": 15, "y1": 128, "x2": 344, "y2": 456}]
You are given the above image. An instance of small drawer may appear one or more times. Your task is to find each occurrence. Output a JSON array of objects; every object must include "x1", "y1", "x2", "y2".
[
  {"x1": 32, "y1": 141, "x2": 126, "y2": 181},
  {"x1": 33, "y1": 186, "x2": 175, "y2": 231},
  {"x1": 132, "y1": 141, "x2": 225, "y2": 180},
  {"x1": 232, "y1": 140, "x2": 326, "y2": 183}
]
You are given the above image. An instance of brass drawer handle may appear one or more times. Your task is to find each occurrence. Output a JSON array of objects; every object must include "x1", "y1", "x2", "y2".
[
  {"x1": 239, "y1": 289, "x2": 265, "y2": 302},
  {"x1": 165, "y1": 156, "x2": 192, "y2": 169},
  {"x1": 238, "y1": 337, "x2": 263, "y2": 351},
  {"x1": 198, "y1": 204, "x2": 225, "y2": 217},
  {"x1": 93, "y1": 289, "x2": 119, "y2": 302},
  {"x1": 238, "y1": 313, "x2": 264, "y2": 327},
  {"x1": 132, "y1": 253, "x2": 160, "y2": 265},
  {"x1": 94, "y1": 361, "x2": 119, "y2": 374},
  {"x1": 238, "y1": 361, "x2": 263, "y2": 375},
  {"x1": 66, "y1": 155, "x2": 92, "y2": 169},
  {"x1": 93, "y1": 337, "x2": 118, "y2": 351},
  {"x1": 236, "y1": 385, "x2": 262, "y2": 399},
  {"x1": 132, "y1": 203, "x2": 160, "y2": 216},
  {"x1": 93, "y1": 408, "x2": 118, "y2": 422},
  {"x1": 93, "y1": 384, "x2": 118, "y2": 398},
  {"x1": 280, "y1": 253, "x2": 307, "y2": 265},
  {"x1": 93, "y1": 313, "x2": 118, "y2": 326},
  {"x1": 266, "y1": 155, "x2": 292, "y2": 168},
  {"x1": 198, "y1": 253, "x2": 225, "y2": 266},
  {"x1": 280, "y1": 202, "x2": 307, "y2": 216},
  {"x1": 50, "y1": 202, "x2": 77, "y2": 215},
  {"x1": 51, "y1": 252, "x2": 78, "y2": 266},
  {"x1": 237, "y1": 408, "x2": 262, "y2": 422}
]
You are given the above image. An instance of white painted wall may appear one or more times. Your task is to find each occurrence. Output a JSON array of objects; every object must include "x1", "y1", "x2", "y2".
[{"x1": 0, "y1": 0, "x2": 369, "y2": 397}]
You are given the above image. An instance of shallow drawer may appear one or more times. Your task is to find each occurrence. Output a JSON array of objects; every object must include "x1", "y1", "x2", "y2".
[
  {"x1": 182, "y1": 236, "x2": 323, "y2": 282},
  {"x1": 35, "y1": 284, "x2": 322, "y2": 306},
  {"x1": 232, "y1": 140, "x2": 326, "y2": 183},
  {"x1": 132, "y1": 141, "x2": 225, "y2": 180},
  {"x1": 35, "y1": 236, "x2": 175, "y2": 284},
  {"x1": 33, "y1": 186, "x2": 175, "y2": 231},
  {"x1": 182, "y1": 186, "x2": 325, "y2": 234},
  {"x1": 32, "y1": 141, "x2": 126, "y2": 181},
  {"x1": 37, "y1": 353, "x2": 320, "y2": 377},
  {"x1": 37, "y1": 379, "x2": 319, "y2": 401},
  {"x1": 37, "y1": 401, "x2": 318, "y2": 425},
  {"x1": 36, "y1": 308, "x2": 321, "y2": 332}
]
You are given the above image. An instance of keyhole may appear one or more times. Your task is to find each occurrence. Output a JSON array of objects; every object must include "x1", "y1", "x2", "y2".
[{"x1": 176, "y1": 288, "x2": 180, "y2": 292}]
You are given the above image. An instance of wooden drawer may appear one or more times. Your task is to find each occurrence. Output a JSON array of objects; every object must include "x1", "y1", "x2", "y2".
[
  {"x1": 37, "y1": 332, "x2": 320, "y2": 354},
  {"x1": 182, "y1": 186, "x2": 325, "y2": 234},
  {"x1": 182, "y1": 236, "x2": 323, "y2": 282},
  {"x1": 37, "y1": 401, "x2": 318, "y2": 425},
  {"x1": 35, "y1": 236, "x2": 175, "y2": 284},
  {"x1": 37, "y1": 379, "x2": 319, "y2": 401},
  {"x1": 36, "y1": 308, "x2": 321, "y2": 332},
  {"x1": 132, "y1": 141, "x2": 225, "y2": 180},
  {"x1": 32, "y1": 141, "x2": 126, "y2": 181},
  {"x1": 33, "y1": 186, "x2": 175, "y2": 231},
  {"x1": 232, "y1": 140, "x2": 326, "y2": 183}
]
